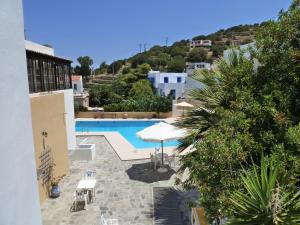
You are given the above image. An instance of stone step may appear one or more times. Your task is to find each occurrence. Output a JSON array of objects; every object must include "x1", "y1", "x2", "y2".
[{"x1": 153, "y1": 187, "x2": 187, "y2": 225}]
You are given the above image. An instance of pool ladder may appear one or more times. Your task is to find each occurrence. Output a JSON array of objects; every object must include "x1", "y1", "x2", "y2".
[{"x1": 81, "y1": 128, "x2": 89, "y2": 133}]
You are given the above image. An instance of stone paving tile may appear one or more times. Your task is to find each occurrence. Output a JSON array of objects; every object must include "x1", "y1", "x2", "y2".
[{"x1": 41, "y1": 136, "x2": 193, "y2": 225}]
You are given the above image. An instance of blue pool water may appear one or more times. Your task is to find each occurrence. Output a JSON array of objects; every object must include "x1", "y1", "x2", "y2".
[{"x1": 76, "y1": 120, "x2": 178, "y2": 149}]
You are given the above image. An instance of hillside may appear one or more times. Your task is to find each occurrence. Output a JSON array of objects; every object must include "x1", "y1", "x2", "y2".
[
  {"x1": 87, "y1": 23, "x2": 262, "y2": 111},
  {"x1": 94, "y1": 23, "x2": 262, "y2": 76}
]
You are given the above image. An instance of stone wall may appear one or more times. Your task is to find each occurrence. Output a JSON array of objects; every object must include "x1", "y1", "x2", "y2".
[{"x1": 76, "y1": 111, "x2": 172, "y2": 119}]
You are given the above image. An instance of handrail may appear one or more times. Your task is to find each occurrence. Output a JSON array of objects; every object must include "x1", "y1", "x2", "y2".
[{"x1": 80, "y1": 128, "x2": 89, "y2": 133}]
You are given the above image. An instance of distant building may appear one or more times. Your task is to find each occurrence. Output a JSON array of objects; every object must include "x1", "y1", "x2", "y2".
[
  {"x1": 190, "y1": 40, "x2": 212, "y2": 49},
  {"x1": 72, "y1": 75, "x2": 89, "y2": 108},
  {"x1": 223, "y1": 42, "x2": 255, "y2": 60},
  {"x1": 72, "y1": 75, "x2": 83, "y2": 93},
  {"x1": 25, "y1": 40, "x2": 76, "y2": 203},
  {"x1": 148, "y1": 71, "x2": 187, "y2": 99},
  {"x1": 186, "y1": 62, "x2": 212, "y2": 76},
  {"x1": 223, "y1": 42, "x2": 258, "y2": 71}
]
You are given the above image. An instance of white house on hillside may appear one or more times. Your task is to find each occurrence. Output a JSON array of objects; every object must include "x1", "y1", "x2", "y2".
[
  {"x1": 186, "y1": 62, "x2": 211, "y2": 76},
  {"x1": 148, "y1": 71, "x2": 187, "y2": 99},
  {"x1": 190, "y1": 40, "x2": 212, "y2": 49}
]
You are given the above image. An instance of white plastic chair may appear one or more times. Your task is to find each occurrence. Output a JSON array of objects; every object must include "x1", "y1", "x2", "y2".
[
  {"x1": 71, "y1": 190, "x2": 86, "y2": 212},
  {"x1": 165, "y1": 154, "x2": 176, "y2": 168},
  {"x1": 84, "y1": 170, "x2": 96, "y2": 179},
  {"x1": 100, "y1": 214, "x2": 119, "y2": 225}
]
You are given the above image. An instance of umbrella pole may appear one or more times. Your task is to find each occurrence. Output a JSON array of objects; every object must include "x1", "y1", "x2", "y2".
[
  {"x1": 161, "y1": 140, "x2": 164, "y2": 166},
  {"x1": 158, "y1": 141, "x2": 168, "y2": 173}
]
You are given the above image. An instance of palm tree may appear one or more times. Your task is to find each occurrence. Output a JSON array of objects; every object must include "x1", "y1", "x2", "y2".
[
  {"x1": 226, "y1": 157, "x2": 300, "y2": 225},
  {"x1": 177, "y1": 51, "x2": 250, "y2": 148}
]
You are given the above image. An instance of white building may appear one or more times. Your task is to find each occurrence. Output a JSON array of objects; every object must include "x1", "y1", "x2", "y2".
[
  {"x1": 190, "y1": 40, "x2": 212, "y2": 49},
  {"x1": 186, "y1": 62, "x2": 212, "y2": 75},
  {"x1": 72, "y1": 75, "x2": 89, "y2": 108},
  {"x1": 25, "y1": 40, "x2": 54, "y2": 56},
  {"x1": 0, "y1": 0, "x2": 42, "y2": 224},
  {"x1": 148, "y1": 71, "x2": 187, "y2": 99},
  {"x1": 223, "y1": 42, "x2": 255, "y2": 60},
  {"x1": 72, "y1": 75, "x2": 83, "y2": 94}
]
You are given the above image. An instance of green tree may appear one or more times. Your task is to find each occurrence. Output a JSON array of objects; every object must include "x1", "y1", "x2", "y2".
[
  {"x1": 167, "y1": 56, "x2": 185, "y2": 72},
  {"x1": 177, "y1": 4, "x2": 300, "y2": 222},
  {"x1": 132, "y1": 63, "x2": 151, "y2": 79},
  {"x1": 170, "y1": 46, "x2": 187, "y2": 58},
  {"x1": 187, "y1": 47, "x2": 208, "y2": 62},
  {"x1": 107, "y1": 60, "x2": 125, "y2": 74},
  {"x1": 227, "y1": 157, "x2": 300, "y2": 225},
  {"x1": 74, "y1": 56, "x2": 93, "y2": 80},
  {"x1": 122, "y1": 66, "x2": 131, "y2": 74},
  {"x1": 129, "y1": 79, "x2": 153, "y2": 99},
  {"x1": 211, "y1": 44, "x2": 225, "y2": 58},
  {"x1": 89, "y1": 85, "x2": 122, "y2": 106},
  {"x1": 151, "y1": 96, "x2": 172, "y2": 117},
  {"x1": 156, "y1": 53, "x2": 171, "y2": 68},
  {"x1": 94, "y1": 61, "x2": 108, "y2": 74},
  {"x1": 130, "y1": 54, "x2": 149, "y2": 68}
]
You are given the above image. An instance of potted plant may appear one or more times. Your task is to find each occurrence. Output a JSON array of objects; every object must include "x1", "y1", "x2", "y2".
[
  {"x1": 50, "y1": 175, "x2": 64, "y2": 198},
  {"x1": 47, "y1": 160, "x2": 64, "y2": 198}
]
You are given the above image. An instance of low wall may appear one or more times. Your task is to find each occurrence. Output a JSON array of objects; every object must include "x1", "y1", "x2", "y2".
[
  {"x1": 69, "y1": 144, "x2": 96, "y2": 161},
  {"x1": 76, "y1": 111, "x2": 172, "y2": 119}
]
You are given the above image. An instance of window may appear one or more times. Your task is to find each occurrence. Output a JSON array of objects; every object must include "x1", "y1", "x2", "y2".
[
  {"x1": 149, "y1": 77, "x2": 155, "y2": 85},
  {"x1": 170, "y1": 89, "x2": 176, "y2": 100},
  {"x1": 164, "y1": 77, "x2": 169, "y2": 83},
  {"x1": 74, "y1": 83, "x2": 78, "y2": 91},
  {"x1": 177, "y1": 77, "x2": 182, "y2": 83}
]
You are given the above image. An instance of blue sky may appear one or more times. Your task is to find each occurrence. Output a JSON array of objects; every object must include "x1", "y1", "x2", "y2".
[{"x1": 23, "y1": 0, "x2": 291, "y2": 66}]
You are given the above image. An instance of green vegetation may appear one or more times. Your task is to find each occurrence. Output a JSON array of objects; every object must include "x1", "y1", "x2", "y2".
[
  {"x1": 94, "y1": 61, "x2": 109, "y2": 74},
  {"x1": 104, "y1": 96, "x2": 172, "y2": 114},
  {"x1": 167, "y1": 56, "x2": 186, "y2": 72},
  {"x1": 186, "y1": 48, "x2": 209, "y2": 63},
  {"x1": 73, "y1": 56, "x2": 93, "y2": 80},
  {"x1": 74, "y1": 102, "x2": 88, "y2": 114},
  {"x1": 129, "y1": 79, "x2": 153, "y2": 99},
  {"x1": 89, "y1": 85, "x2": 123, "y2": 106},
  {"x1": 177, "y1": 2, "x2": 300, "y2": 223},
  {"x1": 227, "y1": 157, "x2": 300, "y2": 225}
]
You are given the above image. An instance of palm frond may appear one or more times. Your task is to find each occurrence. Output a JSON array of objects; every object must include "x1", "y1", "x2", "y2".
[{"x1": 226, "y1": 157, "x2": 300, "y2": 225}]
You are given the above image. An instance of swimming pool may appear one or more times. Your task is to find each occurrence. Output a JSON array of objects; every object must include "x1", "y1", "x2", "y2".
[{"x1": 76, "y1": 120, "x2": 178, "y2": 149}]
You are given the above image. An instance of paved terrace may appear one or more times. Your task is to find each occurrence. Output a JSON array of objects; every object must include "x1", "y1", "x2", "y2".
[{"x1": 41, "y1": 136, "x2": 196, "y2": 225}]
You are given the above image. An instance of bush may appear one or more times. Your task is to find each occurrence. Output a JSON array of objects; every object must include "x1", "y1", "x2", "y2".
[
  {"x1": 104, "y1": 96, "x2": 172, "y2": 113},
  {"x1": 74, "y1": 102, "x2": 88, "y2": 114},
  {"x1": 129, "y1": 79, "x2": 153, "y2": 99},
  {"x1": 89, "y1": 84, "x2": 123, "y2": 106},
  {"x1": 187, "y1": 47, "x2": 208, "y2": 62},
  {"x1": 167, "y1": 56, "x2": 186, "y2": 72}
]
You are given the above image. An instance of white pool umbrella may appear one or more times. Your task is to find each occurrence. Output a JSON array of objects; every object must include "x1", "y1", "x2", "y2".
[
  {"x1": 174, "y1": 101, "x2": 194, "y2": 108},
  {"x1": 136, "y1": 122, "x2": 186, "y2": 169},
  {"x1": 174, "y1": 101, "x2": 194, "y2": 116}
]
